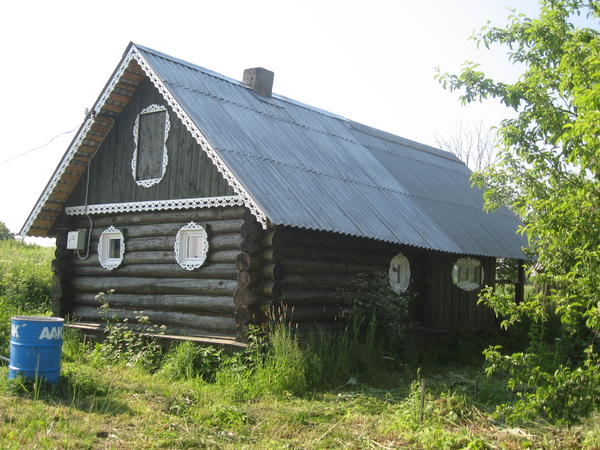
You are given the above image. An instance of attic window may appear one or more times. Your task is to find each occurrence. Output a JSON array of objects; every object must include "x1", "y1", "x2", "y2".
[
  {"x1": 132, "y1": 104, "x2": 170, "y2": 188},
  {"x1": 389, "y1": 253, "x2": 410, "y2": 293},
  {"x1": 98, "y1": 226, "x2": 124, "y2": 270},
  {"x1": 175, "y1": 222, "x2": 209, "y2": 271},
  {"x1": 452, "y1": 257, "x2": 483, "y2": 292}
]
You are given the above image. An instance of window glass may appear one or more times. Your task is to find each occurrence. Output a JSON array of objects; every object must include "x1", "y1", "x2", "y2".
[
  {"x1": 452, "y1": 258, "x2": 483, "y2": 291},
  {"x1": 98, "y1": 226, "x2": 124, "y2": 270},
  {"x1": 175, "y1": 222, "x2": 209, "y2": 270},
  {"x1": 389, "y1": 253, "x2": 410, "y2": 293}
]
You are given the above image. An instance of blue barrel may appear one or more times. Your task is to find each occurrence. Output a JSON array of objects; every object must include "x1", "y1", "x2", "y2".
[{"x1": 9, "y1": 316, "x2": 64, "y2": 385}]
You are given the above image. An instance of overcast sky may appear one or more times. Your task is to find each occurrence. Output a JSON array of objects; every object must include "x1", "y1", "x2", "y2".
[{"x1": 1, "y1": 0, "x2": 546, "y2": 242}]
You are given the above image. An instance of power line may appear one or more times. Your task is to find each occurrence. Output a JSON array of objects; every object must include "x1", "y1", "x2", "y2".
[{"x1": 1, "y1": 123, "x2": 81, "y2": 166}]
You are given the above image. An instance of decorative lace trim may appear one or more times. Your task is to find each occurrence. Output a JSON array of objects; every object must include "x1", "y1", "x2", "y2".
[
  {"x1": 453, "y1": 257, "x2": 484, "y2": 292},
  {"x1": 22, "y1": 44, "x2": 267, "y2": 236},
  {"x1": 98, "y1": 226, "x2": 125, "y2": 270},
  {"x1": 132, "y1": 104, "x2": 170, "y2": 188},
  {"x1": 174, "y1": 222, "x2": 209, "y2": 271},
  {"x1": 129, "y1": 46, "x2": 268, "y2": 229},
  {"x1": 65, "y1": 196, "x2": 244, "y2": 216},
  {"x1": 21, "y1": 118, "x2": 96, "y2": 236}
]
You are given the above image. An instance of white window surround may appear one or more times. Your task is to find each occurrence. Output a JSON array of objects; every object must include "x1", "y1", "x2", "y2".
[
  {"x1": 452, "y1": 257, "x2": 484, "y2": 292},
  {"x1": 389, "y1": 253, "x2": 410, "y2": 293},
  {"x1": 132, "y1": 104, "x2": 170, "y2": 188},
  {"x1": 175, "y1": 222, "x2": 209, "y2": 271},
  {"x1": 98, "y1": 226, "x2": 125, "y2": 270}
]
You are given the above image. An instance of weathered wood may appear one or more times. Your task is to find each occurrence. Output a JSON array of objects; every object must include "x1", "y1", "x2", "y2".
[
  {"x1": 97, "y1": 233, "x2": 242, "y2": 253},
  {"x1": 70, "y1": 306, "x2": 237, "y2": 334},
  {"x1": 80, "y1": 220, "x2": 245, "y2": 240},
  {"x1": 282, "y1": 273, "x2": 355, "y2": 291},
  {"x1": 237, "y1": 270, "x2": 261, "y2": 288},
  {"x1": 274, "y1": 227, "x2": 394, "y2": 253},
  {"x1": 71, "y1": 263, "x2": 238, "y2": 279},
  {"x1": 236, "y1": 252, "x2": 261, "y2": 271},
  {"x1": 240, "y1": 222, "x2": 263, "y2": 240},
  {"x1": 73, "y1": 293, "x2": 235, "y2": 314},
  {"x1": 52, "y1": 259, "x2": 71, "y2": 273},
  {"x1": 233, "y1": 286, "x2": 262, "y2": 307},
  {"x1": 278, "y1": 290, "x2": 357, "y2": 306},
  {"x1": 261, "y1": 281, "x2": 282, "y2": 299},
  {"x1": 235, "y1": 324, "x2": 249, "y2": 343},
  {"x1": 243, "y1": 209, "x2": 256, "y2": 223},
  {"x1": 70, "y1": 277, "x2": 237, "y2": 296},
  {"x1": 262, "y1": 263, "x2": 285, "y2": 281},
  {"x1": 234, "y1": 305, "x2": 268, "y2": 325},
  {"x1": 237, "y1": 264, "x2": 284, "y2": 287},
  {"x1": 282, "y1": 245, "x2": 393, "y2": 266},
  {"x1": 69, "y1": 249, "x2": 237, "y2": 266},
  {"x1": 241, "y1": 238, "x2": 262, "y2": 254},
  {"x1": 263, "y1": 248, "x2": 283, "y2": 263},
  {"x1": 282, "y1": 258, "x2": 386, "y2": 275}
]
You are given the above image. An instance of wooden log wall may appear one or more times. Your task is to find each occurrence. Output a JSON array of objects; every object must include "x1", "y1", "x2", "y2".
[
  {"x1": 426, "y1": 251, "x2": 497, "y2": 329},
  {"x1": 55, "y1": 206, "x2": 246, "y2": 337}
]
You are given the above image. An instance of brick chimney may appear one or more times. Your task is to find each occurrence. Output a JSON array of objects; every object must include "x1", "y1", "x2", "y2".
[{"x1": 243, "y1": 67, "x2": 274, "y2": 98}]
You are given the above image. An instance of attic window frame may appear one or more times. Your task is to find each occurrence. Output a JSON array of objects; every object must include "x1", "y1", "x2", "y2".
[
  {"x1": 98, "y1": 226, "x2": 124, "y2": 270},
  {"x1": 132, "y1": 104, "x2": 170, "y2": 188},
  {"x1": 389, "y1": 253, "x2": 410, "y2": 293},
  {"x1": 452, "y1": 257, "x2": 484, "y2": 292},
  {"x1": 175, "y1": 222, "x2": 209, "y2": 271}
]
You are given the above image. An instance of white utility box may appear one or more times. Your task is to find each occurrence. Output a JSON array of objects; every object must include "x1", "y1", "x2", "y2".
[{"x1": 67, "y1": 229, "x2": 87, "y2": 251}]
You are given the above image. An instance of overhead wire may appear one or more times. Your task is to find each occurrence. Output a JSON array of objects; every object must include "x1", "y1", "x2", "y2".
[{"x1": 0, "y1": 124, "x2": 81, "y2": 166}]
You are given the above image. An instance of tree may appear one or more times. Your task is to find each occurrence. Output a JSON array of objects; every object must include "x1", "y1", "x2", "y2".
[
  {"x1": 0, "y1": 221, "x2": 14, "y2": 240},
  {"x1": 436, "y1": 0, "x2": 600, "y2": 424},
  {"x1": 430, "y1": 118, "x2": 499, "y2": 171}
]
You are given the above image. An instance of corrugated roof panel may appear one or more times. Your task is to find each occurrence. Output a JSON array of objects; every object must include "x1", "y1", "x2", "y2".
[{"x1": 136, "y1": 44, "x2": 528, "y2": 259}]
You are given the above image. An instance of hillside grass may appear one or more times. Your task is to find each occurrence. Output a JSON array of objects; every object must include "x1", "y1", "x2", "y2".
[{"x1": 0, "y1": 239, "x2": 599, "y2": 449}]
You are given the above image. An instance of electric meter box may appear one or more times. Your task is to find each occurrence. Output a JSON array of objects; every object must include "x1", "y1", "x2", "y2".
[{"x1": 67, "y1": 229, "x2": 87, "y2": 251}]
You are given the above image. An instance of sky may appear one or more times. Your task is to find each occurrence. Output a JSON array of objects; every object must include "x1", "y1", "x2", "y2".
[{"x1": 0, "y1": 0, "x2": 545, "y2": 243}]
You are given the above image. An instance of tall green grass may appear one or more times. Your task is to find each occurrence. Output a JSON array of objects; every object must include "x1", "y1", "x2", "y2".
[{"x1": 0, "y1": 240, "x2": 53, "y2": 356}]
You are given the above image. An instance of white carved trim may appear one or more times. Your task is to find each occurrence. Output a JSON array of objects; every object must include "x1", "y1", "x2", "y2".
[
  {"x1": 129, "y1": 46, "x2": 268, "y2": 229},
  {"x1": 21, "y1": 118, "x2": 96, "y2": 236},
  {"x1": 65, "y1": 196, "x2": 244, "y2": 216},
  {"x1": 132, "y1": 104, "x2": 170, "y2": 187},
  {"x1": 22, "y1": 44, "x2": 268, "y2": 236},
  {"x1": 98, "y1": 226, "x2": 125, "y2": 270},
  {"x1": 389, "y1": 252, "x2": 410, "y2": 293},
  {"x1": 452, "y1": 257, "x2": 484, "y2": 292},
  {"x1": 174, "y1": 222, "x2": 209, "y2": 271}
]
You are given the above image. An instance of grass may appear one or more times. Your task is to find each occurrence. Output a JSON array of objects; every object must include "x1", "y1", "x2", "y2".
[{"x1": 1, "y1": 239, "x2": 599, "y2": 448}]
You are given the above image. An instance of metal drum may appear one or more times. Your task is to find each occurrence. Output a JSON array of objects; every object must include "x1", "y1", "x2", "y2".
[{"x1": 9, "y1": 316, "x2": 64, "y2": 384}]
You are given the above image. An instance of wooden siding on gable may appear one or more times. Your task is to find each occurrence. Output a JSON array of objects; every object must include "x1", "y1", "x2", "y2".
[{"x1": 66, "y1": 78, "x2": 234, "y2": 208}]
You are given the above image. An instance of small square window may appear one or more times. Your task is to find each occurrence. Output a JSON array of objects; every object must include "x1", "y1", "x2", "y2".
[
  {"x1": 98, "y1": 226, "x2": 124, "y2": 270},
  {"x1": 175, "y1": 222, "x2": 209, "y2": 270}
]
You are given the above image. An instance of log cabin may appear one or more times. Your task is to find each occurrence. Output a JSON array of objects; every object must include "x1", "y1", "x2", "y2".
[{"x1": 21, "y1": 43, "x2": 528, "y2": 346}]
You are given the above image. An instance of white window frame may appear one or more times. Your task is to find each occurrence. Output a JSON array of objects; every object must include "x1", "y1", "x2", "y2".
[
  {"x1": 98, "y1": 226, "x2": 125, "y2": 270},
  {"x1": 175, "y1": 222, "x2": 209, "y2": 271},
  {"x1": 131, "y1": 104, "x2": 170, "y2": 188},
  {"x1": 389, "y1": 252, "x2": 410, "y2": 293},
  {"x1": 452, "y1": 257, "x2": 484, "y2": 291}
]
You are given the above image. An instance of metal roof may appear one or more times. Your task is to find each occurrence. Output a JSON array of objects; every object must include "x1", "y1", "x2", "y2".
[
  {"x1": 24, "y1": 43, "x2": 528, "y2": 259},
  {"x1": 134, "y1": 45, "x2": 527, "y2": 259}
]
